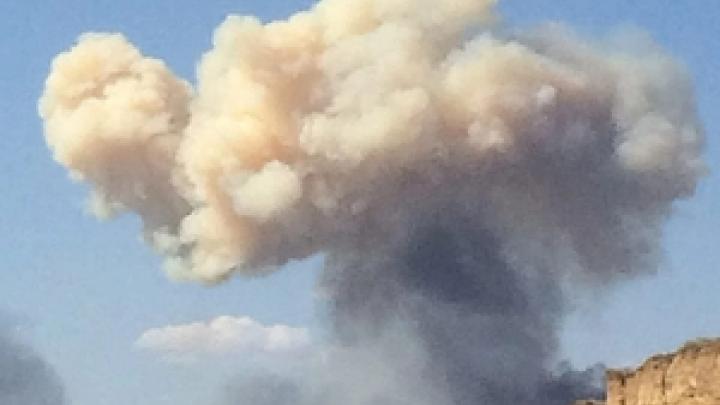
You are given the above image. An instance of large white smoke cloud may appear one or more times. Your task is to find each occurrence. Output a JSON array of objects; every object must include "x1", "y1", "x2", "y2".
[{"x1": 39, "y1": 0, "x2": 705, "y2": 403}]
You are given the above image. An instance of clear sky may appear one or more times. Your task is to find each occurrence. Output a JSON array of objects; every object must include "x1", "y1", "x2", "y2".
[{"x1": 1, "y1": 1, "x2": 718, "y2": 405}]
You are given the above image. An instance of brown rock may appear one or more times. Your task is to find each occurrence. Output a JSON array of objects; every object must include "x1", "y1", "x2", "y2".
[{"x1": 592, "y1": 338, "x2": 720, "y2": 405}]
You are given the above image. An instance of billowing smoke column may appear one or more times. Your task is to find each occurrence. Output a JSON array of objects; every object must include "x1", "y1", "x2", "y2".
[{"x1": 39, "y1": 0, "x2": 705, "y2": 404}]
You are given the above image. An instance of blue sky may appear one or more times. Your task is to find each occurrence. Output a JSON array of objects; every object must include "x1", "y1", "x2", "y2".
[{"x1": 1, "y1": 1, "x2": 718, "y2": 404}]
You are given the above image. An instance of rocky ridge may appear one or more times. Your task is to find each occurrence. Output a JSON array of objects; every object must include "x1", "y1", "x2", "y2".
[{"x1": 576, "y1": 338, "x2": 720, "y2": 405}]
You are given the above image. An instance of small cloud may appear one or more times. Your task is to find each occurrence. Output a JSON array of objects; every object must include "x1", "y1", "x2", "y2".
[{"x1": 135, "y1": 316, "x2": 311, "y2": 361}]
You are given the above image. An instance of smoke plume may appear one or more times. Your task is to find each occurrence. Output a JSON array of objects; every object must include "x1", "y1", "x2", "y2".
[
  {"x1": 39, "y1": 0, "x2": 705, "y2": 403},
  {"x1": 0, "y1": 321, "x2": 66, "y2": 405}
]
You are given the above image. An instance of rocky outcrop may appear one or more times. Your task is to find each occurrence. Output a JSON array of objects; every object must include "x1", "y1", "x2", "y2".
[{"x1": 579, "y1": 338, "x2": 720, "y2": 405}]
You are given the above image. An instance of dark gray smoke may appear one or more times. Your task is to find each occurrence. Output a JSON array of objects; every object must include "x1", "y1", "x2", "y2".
[
  {"x1": 0, "y1": 321, "x2": 66, "y2": 405},
  {"x1": 318, "y1": 209, "x2": 602, "y2": 405},
  {"x1": 540, "y1": 362, "x2": 606, "y2": 403},
  {"x1": 220, "y1": 205, "x2": 608, "y2": 405}
]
